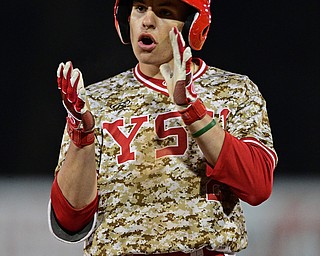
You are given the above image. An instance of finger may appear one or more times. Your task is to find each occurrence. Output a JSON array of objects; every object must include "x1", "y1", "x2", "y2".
[
  {"x1": 183, "y1": 47, "x2": 192, "y2": 63},
  {"x1": 182, "y1": 47, "x2": 196, "y2": 98},
  {"x1": 57, "y1": 62, "x2": 65, "y2": 90},
  {"x1": 69, "y1": 69, "x2": 81, "y2": 104},
  {"x1": 63, "y1": 61, "x2": 73, "y2": 79},
  {"x1": 169, "y1": 28, "x2": 182, "y2": 67},
  {"x1": 75, "y1": 87, "x2": 86, "y2": 114},
  {"x1": 183, "y1": 47, "x2": 192, "y2": 75},
  {"x1": 74, "y1": 68, "x2": 85, "y2": 101},
  {"x1": 173, "y1": 27, "x2": 186, "y2": 60},
  {"x1": 173, "y1": 27, "x2": 186, "y2": 47},
  {"x1": 62, "y1": 61, "x2": 73, "y2": 95},
  {"x1": 172, "y1": 27, "x2": 186, "y2": 65},
  {"x1": 74, "y1": 69, "x2": 86, "y2": 113}
]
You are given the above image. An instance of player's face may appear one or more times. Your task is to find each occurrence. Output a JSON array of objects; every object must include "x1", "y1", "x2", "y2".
[{"x1": 129, "y1": 0, "x2": 191, "y2": 72}]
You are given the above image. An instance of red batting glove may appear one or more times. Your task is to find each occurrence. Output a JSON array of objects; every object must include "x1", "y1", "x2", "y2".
[
  {"x1": 57, "y1": 61, "x2": 95, "y2": 148},
  {"x1": 160, "y1": 27, "x2": 207, "y2": 125}
]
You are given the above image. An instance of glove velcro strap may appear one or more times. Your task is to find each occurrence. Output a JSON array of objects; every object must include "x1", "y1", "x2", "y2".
[
  {"x1": 67, "y1": 123, "x2": 95, "y2": 148},
  {"x1": 178, "y1": 98, "x2": 207, "y2": 125}
]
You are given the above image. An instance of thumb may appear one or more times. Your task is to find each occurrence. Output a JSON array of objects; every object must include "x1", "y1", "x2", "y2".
[
  {"x1": 160, "y1": 63, "x2": 172, "y2": 81},
  {"x1": 160, "y1": 63, "x2": 174, "y2": 100},
  {"x1": 183, "y1": 47, "x2": 192, "y2": 63}
]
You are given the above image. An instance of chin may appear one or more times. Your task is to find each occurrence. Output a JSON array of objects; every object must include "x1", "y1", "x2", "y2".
[
  {"x1": 136, "y1": 53, "x2": 159, "y2": 66},
  {"x1": 138, "y1": 53, "x2": 171, "y2": 67}
]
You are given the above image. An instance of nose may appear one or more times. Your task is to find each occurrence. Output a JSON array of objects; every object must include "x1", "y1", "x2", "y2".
[{"x1": 142, "y1": 7, "x2": 156, "y2": 29}]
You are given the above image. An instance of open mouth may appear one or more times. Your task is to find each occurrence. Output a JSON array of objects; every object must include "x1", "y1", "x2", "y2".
[
  {"x1": 140, "y1": 37, "x2": 154, "y2": 45},
  {"x1": 138, "y1": 34, "x2": 157, "y2": 51},
  {"x1": 138, "y1": 34, "x2": 156, "y2": 45}
]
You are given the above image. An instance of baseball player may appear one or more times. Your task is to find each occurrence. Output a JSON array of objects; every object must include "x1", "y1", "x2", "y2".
[{"x1": 48, "y1": 0, "x2": 278, "y2": 255}]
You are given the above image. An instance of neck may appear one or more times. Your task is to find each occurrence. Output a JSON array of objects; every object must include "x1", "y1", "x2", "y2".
[{"x1": 138, "y1": 62, "x2": 165, "y2": 79}]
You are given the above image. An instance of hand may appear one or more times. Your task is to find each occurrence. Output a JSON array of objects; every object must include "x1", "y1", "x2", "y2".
[
  {"x1": 57, "y1": 61, "x2": 95, "y2": 147},
  {"x1": 160, "y1": 27, "x2": 197, "y2": 107},
  {"x1": 160, "y1": 27, "x2": 207, "y2": 125}
]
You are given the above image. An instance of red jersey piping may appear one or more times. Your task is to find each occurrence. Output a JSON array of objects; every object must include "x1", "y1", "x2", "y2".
[{"x1": 133, "y1": 58, "x2": 208, "y2": 96}]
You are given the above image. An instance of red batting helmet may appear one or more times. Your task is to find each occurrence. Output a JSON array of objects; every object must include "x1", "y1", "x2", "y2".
[{"x1": 114, "y1": 0, "x2": 212, "y2": 50}]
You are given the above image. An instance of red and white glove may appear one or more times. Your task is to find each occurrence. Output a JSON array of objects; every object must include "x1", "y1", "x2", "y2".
[
  {"x1": 57, "y1": 61, "x2": 95, "y2": 148},
  {"x1": 160, "y1": 27, "x2": 207, "y2": 125}
]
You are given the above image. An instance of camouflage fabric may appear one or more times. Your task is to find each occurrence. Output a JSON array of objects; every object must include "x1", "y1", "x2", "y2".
[{"x1": 55, "y1": 59, "x2": 276, "y2": 255}]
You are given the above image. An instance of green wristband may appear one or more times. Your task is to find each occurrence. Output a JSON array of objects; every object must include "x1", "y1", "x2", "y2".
[{"x1": 192, "y1": 119, "x2": 217, "y2": 138}]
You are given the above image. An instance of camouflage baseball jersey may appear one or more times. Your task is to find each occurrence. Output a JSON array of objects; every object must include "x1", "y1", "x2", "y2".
[{"x1": 53, "y1": 58, "x2": 276, "y2": 255}]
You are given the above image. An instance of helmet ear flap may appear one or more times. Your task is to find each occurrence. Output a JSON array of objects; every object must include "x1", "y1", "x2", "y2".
[
  {"x1": 180, "y1": 0, "x2": 212, "y2": 50},
  {"x1": 182, "y1": 11, "x2": 210, "y2": 51},
  {"x1": 115, "y1": 1, "x2": 131, "y2": 44},
  {"x1": 182, "y1": 13, "x2": 197, "y2": 49}
]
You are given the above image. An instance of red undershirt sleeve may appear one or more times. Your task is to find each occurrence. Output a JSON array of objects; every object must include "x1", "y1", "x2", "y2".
[
  {"x1": 50, "y1": 175, "x2": 99, "y2": 233},
  {"x1": 206, "y1": 131, "x2": 277, "y2": 206}
]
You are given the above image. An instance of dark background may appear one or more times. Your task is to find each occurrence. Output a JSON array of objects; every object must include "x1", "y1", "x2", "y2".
[{"x1": 2, "y1": 0, "x2": 319, "y2": 178}]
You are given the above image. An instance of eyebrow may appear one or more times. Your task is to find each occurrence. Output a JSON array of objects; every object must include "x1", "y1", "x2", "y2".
[
  {"x1": 133, "y1": 0, "x2": 176, "y2": 7},
  {"x1": 158, "y1": 1, "x2": 176, "y2": 7},
  {"x1": 133, "y1": 0, "x2": 145, "y2": 4}
]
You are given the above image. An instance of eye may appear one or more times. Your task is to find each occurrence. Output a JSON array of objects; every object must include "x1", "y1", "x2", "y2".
[
  {"x1": 158, "y1": 8, "x2": 175, "y2": 19},
  {"x1": 134, "y1": 4, "x2": 147, "y2": 13},
  {"x1": 159, "y1": 9, "x2": 173, "y2": 17}
]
